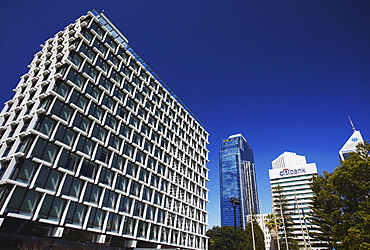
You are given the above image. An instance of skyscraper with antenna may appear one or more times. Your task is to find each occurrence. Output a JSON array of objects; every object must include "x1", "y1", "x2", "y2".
[{"x1": 339, "y1": 117, "x2": 364, "y2": 161}]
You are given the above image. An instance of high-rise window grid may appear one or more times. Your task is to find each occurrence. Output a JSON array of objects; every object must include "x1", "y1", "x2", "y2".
[{"x1": 0, "y1": 10, "x2": 209, "y2": 250}]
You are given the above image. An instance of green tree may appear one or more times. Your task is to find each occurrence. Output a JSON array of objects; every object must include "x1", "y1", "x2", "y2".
[
  {"x1": 207, "y1": 226, "x2": 246, "y2": 250},
  {"x1": 265, "y1": 213, "x2": 278, "y2": 249},
  {"x1": 310, "y1": 142, "x2": 370, "y2": 249},
  {"x1": 243, "y1": 221, "x2": 265, "y2": 250},
  {"x1": 207, "y1": 225, "x2": 263, "y2": 250},
  {"x1": 272, "y1": 185, "x2": 299, "y2": 250}
]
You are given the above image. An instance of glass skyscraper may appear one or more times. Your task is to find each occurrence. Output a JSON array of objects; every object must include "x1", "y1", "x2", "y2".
[
  {"x1": 219, "y1": 134, "x2": 259, "y2": 228},
  {"x1": 0, "y1": 10, "x2": 209, "y2": 249}
]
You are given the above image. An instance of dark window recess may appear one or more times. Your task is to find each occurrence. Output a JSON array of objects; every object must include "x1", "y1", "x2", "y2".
[
  {"x1": 93, "y1": 40, "x2": 107, "y2": 55},
  {"x1": 96, "y1": 57, "x2": 110, "y2": 72},
  {"x1": 72, "y1": 112, "x2": 91, "y2": 132},
  {"x1": 85, "y1": 83, "x2": 102, "y2": 100},
  {"x1": 58, "y1": 150, "x2": 80, "y2": 172},
  {"x1": 78, "y1": 43, "x2": 97, "y2": 61},
  {"x1": 92, "y1": 126, "x2": 107, "y2": 142},
  {"x1": 96, "y1": 146, "x2": 111, "y2": 164},
  {"x1": 65, "y1": 68, "x2": 86, "y2": 88},
  {"x1": 80, "y1": 159, "x2": 98, "y2": 179},
  {"x1": 98, "y1": 77, "x2": 113, "y2": 92}
]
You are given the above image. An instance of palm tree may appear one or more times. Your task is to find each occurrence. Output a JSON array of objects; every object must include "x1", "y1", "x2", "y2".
[{"x1": 265, "y1": 213, "x2": 278, "y2": 250}]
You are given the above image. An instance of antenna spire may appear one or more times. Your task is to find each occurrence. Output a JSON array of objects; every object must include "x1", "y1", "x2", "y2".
[{"x1": 348, "y1": 116, "x2": 356, "y2": 131}]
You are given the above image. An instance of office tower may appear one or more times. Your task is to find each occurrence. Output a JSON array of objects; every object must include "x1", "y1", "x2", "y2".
[
  {"x1": 339, "y1": 120, "x2": 364, "y2": 161},
  {"x1": 219, "y1": 133, "x2": 259, "y2": 228},
  {"x1": 269, "y1": 152, "x2": 320, "y2": 249},
  {"x1": 0, "y1": 10, "x2": 209, "y2": 250}
]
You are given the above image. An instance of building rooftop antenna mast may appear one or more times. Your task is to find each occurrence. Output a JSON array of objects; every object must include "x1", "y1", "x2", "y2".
[{"x1": 348, "y1": 116, "x2": 356, "y2": 132}]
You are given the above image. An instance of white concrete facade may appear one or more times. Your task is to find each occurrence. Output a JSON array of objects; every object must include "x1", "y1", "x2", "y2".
[{"x1": 0, "y1": 10, "x2": 209, "y2": 249}]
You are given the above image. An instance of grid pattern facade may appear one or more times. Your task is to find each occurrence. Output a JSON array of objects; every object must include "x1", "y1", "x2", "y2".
[
  {"x1": 219, "y1": 134, "x2": 259, "y2": 229},
  {"x1": 0, "y1": 10, "x2": 209, "y2": 249}
]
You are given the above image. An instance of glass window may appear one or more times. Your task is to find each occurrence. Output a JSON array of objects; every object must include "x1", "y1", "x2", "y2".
[
  {"x1": 66, "y1": 69, "x2": 86, "y2": 88},
  {"x1": 55, "y1": 125, "x2": 77, "y2": 147},
  {"x1": 79, "y1": 43, "x2": 97, "y2": 61},
  {"x1": 35, "y1": 167, "x2": 62, "y2": 191},
  {"x1": 72, "y1": 113, "x2": 91, "y2": 133},
  {"x1": 142, "y1": 187, "x2": 152, "y2": 202},
  {"x1": 88, "y1": 103, "x2": 104, "y2": 121},
  {"x1": 96, "y1": 57, "x2": 110, "y2": 72},
  {"x1": 122, "y1": 217, "x2": 135, "y2": 235},
  {"x1": 85, "y1": 83, "x2": 102, "y2": 101},
  {"x1": 65, "y1": 202, "x2": 87, "y2": 226},
  {"x1": 70, "y1": 53, "x2": 84, "y2": 68},
  {"x1": 35, "y1": 116, "x2": 56, "y2": 136},
  {"x1": 82, "y1": 63, "x2": 98, "y2": 80},
  {"x1": 123, "y1": 143, "x2": 134, "y2": 158},
  {"x1": 70, "y1": 91, "x2": 89, "y2": 111},
  {"x1": 102, "y1": 190, "x2": 117, "y2": 209},
  {"x1": 32, "y1": 139, "x2": 59, "y2": 163},
  {"x1": 92, "y1": 126, "x2": 107, "y2": 142},
  {"x1": 38, "y1": 195, "x2": 65, "y2": 221},
  {"x1": 12, "y1": 159, "x2": 38, "y2": 184},
  {"x1": 54, "y1": 81, "x2": 71, "y2": 98},
  {"x1": 79, "y1": 159, "x2": 98, "y2": 179},
  {"x1": 87, "y1": 207, "x2": 106, "y2": 229},
  {"x1": 130, "y1": 181, "x2": 140, "y2": 197},
  {"x1": 112, "y1": 155, "x2": 126, "y2": 171},
  {"x1": 93, "y1": 40, "x2": 107, "y2": 55},
  {"x1": 110, "y1": 70, "x2": 122, "y2": 84},
  {"x1": 89, "y1": 22, "x2": 105, "y2": 37},
  {"x1": 115, "y1": 175, "x2": 129, "y2": 192},
  {"x1": 61, "y1": 175, "x2": 83, "y2": 198},
  {"x1": 102, "y1": 95, "x2": 114, "y2": 110},
  {"x1": 146, "y1": 205, "x2": 155, "y2": 221},
  {"x1": 105, "y1": 114, "x2": 118, "y2": 130},
  {"x1": 105, "y1": 36, "x2": 117, "y2": 50},
  {"x1": 98, "y1": 77, "x2": 113, "y2": 92},
  {"x1": 83, "y1": 183, "x2": 102, "y2": 204},
  {"x1": 137, "y1": 221, "x2": 148, "y2": 238},
  {"x1": 126, "y1": 162, "x2": 138, "y2": 177},
  {"x1": 6, "y1": 187, "x2": 40, "y2": 216},
  {"x1": 76, "y1": 136, "x2": 95, "y2": 155},
  {"x1": 108, "y1": 135, "x2": 122, "y2": 150},
  {"x1": 133, "y1": 200, "x2": 144, "y2": 217},
  {"x1": 58, "y1": 150, "x2": 80, "y2": 172},
  {"x1": 106, "y1": 213, "x2": 121, "y2": 233},
  {"x1": 139, "y1": 169, "x2": 149, "y2": 183},
  {"x1": 114, "y1": 90, "x2": 126, "y2": 103},
  {"x1": 99, "y1": 168, "x2": 114, "y2": 186},
  {"x1": 82, "y1": 28, "x2": 93, "y2": 42},
  {"x1": 119, "y1": 124, "x2": 132, "y2": 139}
]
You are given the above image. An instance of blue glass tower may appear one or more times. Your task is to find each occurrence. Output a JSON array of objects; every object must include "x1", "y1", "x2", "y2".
[{"x1": 219, "y1": 134, "x2": 259, "y2": 228}]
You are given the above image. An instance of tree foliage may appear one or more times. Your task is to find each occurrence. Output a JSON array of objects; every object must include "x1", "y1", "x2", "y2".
[
  {"x1": 310, "y1": 142, "x2": 370, "y2": 249},
  {"x1": 265, "y1": 213, "x2": 278, "y2": 249},
  {"x1": 272, "y1": 185, "x2": 299, "y2": 250},
  {"x1": 207, "y1": 224, "x2": 264, "y2": 250}
]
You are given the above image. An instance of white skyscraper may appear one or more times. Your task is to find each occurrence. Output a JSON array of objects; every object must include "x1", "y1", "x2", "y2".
[{"x1": 269, "y1": 152, "x2": 320, "y2": 249}]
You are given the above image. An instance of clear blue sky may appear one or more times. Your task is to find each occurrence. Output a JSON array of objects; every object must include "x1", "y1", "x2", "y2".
[{"x1": 1, "y1": 1, "x2": 369, "y2": 228}]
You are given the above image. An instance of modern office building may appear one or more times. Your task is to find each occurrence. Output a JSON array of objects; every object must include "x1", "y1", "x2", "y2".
[
  {"x1": 0, "y1": 10, "x2": 209, "y2": 249},
  {"x1": 339, "y1": 121, "x2": 364, "y2": 161},
  {"x1": 219, "y1": 133, "x2": 259, "y2": 228},
  {"x1": 269, "y1": 152, "x2": 320, "y2": 249}
]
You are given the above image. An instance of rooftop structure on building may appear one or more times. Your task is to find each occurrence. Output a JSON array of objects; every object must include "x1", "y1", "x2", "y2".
[
  {"x1": 0, "y1": 10, "x2": 209, "y2": 250},
  {"x1": 339, "y1": 117, "x2": 364, "y2": 161},
  {"x1": 219, "y1": 133, "x2": 259, "y2": 229}
]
